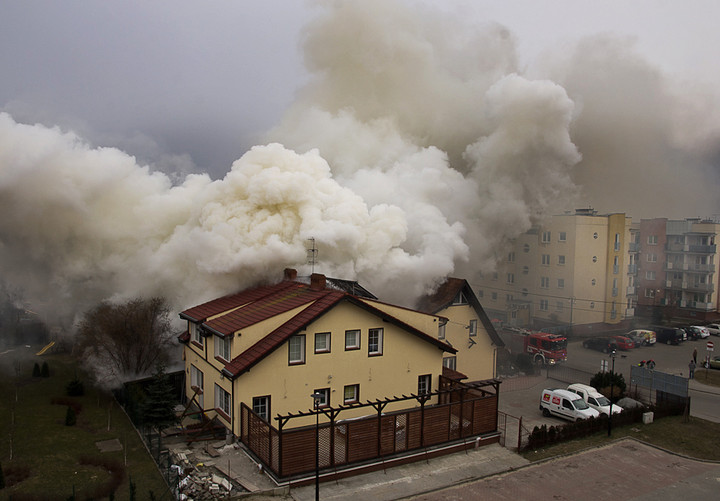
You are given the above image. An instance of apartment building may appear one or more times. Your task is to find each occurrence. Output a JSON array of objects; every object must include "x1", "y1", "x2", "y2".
[
  {"x1": 477, "y1": 209, "x2": 634, "y2": 334},
  {"x1": 635, "y1": 217, "x2": 720, "y2": 322}
]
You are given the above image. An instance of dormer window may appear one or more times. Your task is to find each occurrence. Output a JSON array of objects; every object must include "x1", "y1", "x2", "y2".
[
  {"x1": 452, "y1": 291, "x2": 468, "y2": 305},
  {"x1": 190, "y1": 322, "x2": 203, "y2": 347}
]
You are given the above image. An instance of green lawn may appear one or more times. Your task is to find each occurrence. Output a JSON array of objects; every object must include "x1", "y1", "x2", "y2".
[{"x1": 0, "y1": 350, "x2": 168, "y2": 499}]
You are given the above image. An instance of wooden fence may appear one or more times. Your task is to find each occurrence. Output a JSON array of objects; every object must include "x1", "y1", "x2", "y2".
[{"x1": 239, "y1": 378, "x2": 500, "y2": 480}]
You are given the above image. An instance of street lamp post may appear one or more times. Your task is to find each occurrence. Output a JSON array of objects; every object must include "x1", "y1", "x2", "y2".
[
  {"x1": 608, "y1": 349, "x2": 616, "y2": 437},
  {"x1": 311, "y1": 392, "x2": 323, "y2": 501}
]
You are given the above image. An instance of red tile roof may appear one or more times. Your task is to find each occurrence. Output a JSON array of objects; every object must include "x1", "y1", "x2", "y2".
[
  {"x1": 178, "y1": 276, "x2": 457, "y2": 379},
  {"x1": 416, "y1": 277, "x2": 504, "y2": 347}
]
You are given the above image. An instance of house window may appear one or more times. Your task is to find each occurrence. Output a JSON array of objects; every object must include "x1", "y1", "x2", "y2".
[
  {"x1": 469, "y1": 319, "x2": 477, "y2": 337},
  {"x1": 558, "y1": 255, "x2": 565, "y2": 265},
  {"x1": 438, "y1": 320, "x2": 446, "y2": 340},
  {"x1": 646, "y1": 270, "x2": 656, "y2": 280},
  {"x1": 539, "y1": 299, "x2": 549, "y2": 311},
  {"x1": 507, "y1": 273, "x2": 514, "y2": 284},
  {"x1": 522, "y1": 266, "x2": 529, "y2": 275},
  {"x1": 418, "y1": 374, "x2": 431, "y2": 395},
  {"x1": 556, "y1": 301, "x2": 564, "y2": 312},
  {"x1": 477, "y1": 289, "x2": 484, "y2": 298},
  {"x1": 645, "y1": 288, "x2": 657, "y2": 298},
  {"x1": 523, "y1": 244, "x2": 530, "y2": 253},
  {"x1": 215, "y1": 384, "x2": 231, "y2": 418},
  {"x1": 540, "y1": 277, "x2": 550, "y2": 288},
  {"x1": 557, "y1": 278, "x2": 565, "y2": 289},
  {"x1": 190, "y1": 322, "x2": 203, "y2": 346},
  {"x1": 614, "y1": 233, "x2": 621, "y2": 251},
  {"x1": 343, "y1": 384, "x2": 359, "y2": 404},
  {"x1": 443, "y1": 356, "x2": 457, "y2": 370},
  {"x1": 368, "y1": 328, "x2": 383, "y2": 356},
  {"x1": 252, "y1": 396, "x2": 270, "y2": 421},
  {"x1": 452, "y1": 291, "x2": 468, "y2": 304},
  {"x1": 491, "y1": 292, "x2": 498, "y2": 301},
  {"x1": 542, "y1": 231, "x2": 551, "y2": 243},
  {"x1": 559, "y1": 232, "x2": 567, "y2": 242},
  {"x1": 314, "y1": 332, "x2": 331, "y2": 354},
  {"x1": 345, "y1": 329, "x2": 360, "y2": 350},
  {"x1": 214, "y1": 335, "x2": 231, "y2": 361},
  {"x1": 288, "y1": 335, "x2": 306, "y2": 365},
  {"x1": 508, "y1": 251, "x2": 515, "y2": 262},
  {"x1": 648, "y1": 235, "x2": 658, "y2": 245},
  {"x1": 647, "y1": 253, "x2": 657, "y2": 263},
  {"x1": 541, "y1": 254, "x2": 550, "y2": 265},
  {"x1": 190, "y1": 365, "x2": 204, "y2": 407},
  {"x1": 313, "y1": 388, "x2": 330, "y2": 408}
]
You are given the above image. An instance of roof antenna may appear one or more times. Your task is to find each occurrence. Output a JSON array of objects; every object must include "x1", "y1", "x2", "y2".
[{"x1": 307, "y1": 237, "x2": 318, "y2": 274}]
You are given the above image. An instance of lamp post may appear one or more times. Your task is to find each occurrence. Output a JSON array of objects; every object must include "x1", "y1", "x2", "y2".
[
  {"x1": 608, "y1": 349, "x2": 616, "y2": 437},
  {"x1": 311, "y1": 392, "x2": 323, "y2": 501}
]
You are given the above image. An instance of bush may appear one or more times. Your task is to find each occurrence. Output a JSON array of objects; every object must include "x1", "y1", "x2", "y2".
[
  {"x1": 41, "y1": 361, "x2": 50, "y2": 377},
  {"x1": 65, "y1": 406, "x2": 77, "y2": 426},
  {"x1": 589, "y1": 371, "x2": 626, "y2": 401},
  {"x1": 32, "y1": 362, "x2": 41, "y2": 377},
  {"x1": 0, "y1": 461, "x2": 4, "y2": 489},
  {"x1": 66, "y1": 378, "x2": 84, "y2": 396}
]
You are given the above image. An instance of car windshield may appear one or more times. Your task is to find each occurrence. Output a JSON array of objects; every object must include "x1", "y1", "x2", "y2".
[
  {"x1": 574, "y1": 399, "x2": 590, "y2": 410},
  {"x1": 548, "y1": 339, "x2": 567, "y2": 350},
  {"x1": 596, "y1": 396, "x2": 611, "y2": 406}
]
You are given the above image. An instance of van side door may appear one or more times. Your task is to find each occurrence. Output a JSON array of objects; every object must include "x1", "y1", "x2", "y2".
[{"x1": 561, "y1": 398, "x2": 575, "y2": 420}]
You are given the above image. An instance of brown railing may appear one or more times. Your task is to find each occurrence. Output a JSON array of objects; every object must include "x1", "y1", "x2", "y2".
[{"x1": 239, "y1": 378, "x2": 500, "y2": 480}]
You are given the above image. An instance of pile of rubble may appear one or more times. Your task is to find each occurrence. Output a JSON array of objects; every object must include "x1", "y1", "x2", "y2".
[{"x1": 171, "y1": 448, "x2": 246, "y2": 500}]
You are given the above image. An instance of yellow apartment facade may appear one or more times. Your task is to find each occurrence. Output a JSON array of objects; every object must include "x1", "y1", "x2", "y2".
[{"x1": 478, "y1": 209, "x2": 634, "y2": 334}]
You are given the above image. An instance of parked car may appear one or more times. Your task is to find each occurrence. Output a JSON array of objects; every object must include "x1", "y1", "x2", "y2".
[
  {"x1": 582, "y1": 337, "x2": 618, "y2": 353},
  {"x1": 685, "y1": 326, "x2": 710, "y2": 340},
  {"x1": 704, "y1": 356, "x2": 720, "y2": 369},
  {"x1": 652, "y1": 326, "x2": 685, "y2": 345},
  {"x1": 567, "y1": 383, "x2": 623, "y2": 416},
  {"x1": 626, "y1": 329, "x2": 656, "y2": 346},
  {"x1": 704, "y1": 323, "x2": 720, "y2": 336},
  {"x1": 611, "y1": 335, "x2": 635, "y2": 350},
  {"x1": 540, "y1": 388, "x2": 600, "y2": 421}
]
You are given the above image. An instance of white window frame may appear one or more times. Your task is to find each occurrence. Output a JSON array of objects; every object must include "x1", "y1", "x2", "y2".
[
  {"x1": 314, "y1": 332, "x2": 331, "y2": 354},
  {"x1": 418, "y1": 374, "x2": 431, "y2": 395},
  {"x1": 558, "y1": 255, "x2": 565, "y2": 265},
  {"x1": 646, "y1": 270, "x2": 656, "y2": 280},
  {"x1": 507, "y1": 273, "x2": 515, "y2": 284},
  {"x1": 368, "y1": 328, "x2": 384, "y2": 356},
  {"x1": 345, "y1": 329, "x2": 360, "y2": 350},
  {"x1": 288, "y1": 334, "x2": 306, "y2": 365},
  {"x1": 438, "y1": 320, "x2": 446, "y2": 340},
  {"x1": 648, "y1": 235, "x2": 658, "y2": 245},
  {"x1": 190, "y1": 322, "x2": 203, "y2": 346},
  {"x1": 557, "y1": 278, "x2": 565, "y2": 289},
  {"x1": 443, "y1": 356, "x2": 457, "y2": 370},
  {"x1": 215, "y1": 384, "x2": 231, "y2": 418},
  {"x1": 469, "y1": 319, "x2": 477, "y2": 337},
  {"x1": 647, "y1": 253, "x2": 657, "y2": 263},
  {"x1": 313, "y1": 387, "x2": 330, "y2": 408},
  {"x1": 215, "y1": 334, "x2": 231, "y2": 361},
  {"x1": 253, "y1": 395, "x2": 270, "y2": 421},
  {"x1": 542, "y1": 231, "x2": 551, "y2": 243},
  {"x1": 539, "y1": 299, "x2": 549, "y2": 311},
  {"x1": 541, "y1": 254, "x2": 550, "y2": 266},
  {"x1": 541, "y1": 277, "x2": 550, "y2": 289},
  {"x1": 559, "y1": 232, "x2": 567, "y2": 242},
  {"x1": 343, "y1": 384, "x2": 359, "y2": 404}
]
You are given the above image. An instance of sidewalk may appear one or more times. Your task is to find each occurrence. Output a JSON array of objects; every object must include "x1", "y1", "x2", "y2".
[{"x1": 287, "y1": 443, "x2": 529, "y2": 501}]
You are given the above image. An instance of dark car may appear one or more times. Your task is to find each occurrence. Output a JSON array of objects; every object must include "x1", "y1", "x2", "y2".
[
  {"x1": 582, "y1": 337, "x2": 618, "y2": 353},
  {"x1": 652, "y1": 326, "x2": 685, "y2": 345}
]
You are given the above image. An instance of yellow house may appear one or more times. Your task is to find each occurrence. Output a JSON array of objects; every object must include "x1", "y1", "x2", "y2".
[
  {"x1": 413, "y1": 278, "x2": 504, "y2": 382},
  {"x1": 178, "y1": 269, "x2": 456, "y2": 435}
]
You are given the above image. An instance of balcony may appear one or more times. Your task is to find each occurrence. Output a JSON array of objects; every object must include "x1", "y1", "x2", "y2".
[
  {"x1": 688, "y1": 244, "x2": 716, "y2": 254},
  {"x1": 688, "y1": 301, "x2": 715, "y2": 311},
  {"x1": 626, "y1": 285, "x2": 636, "y2": 296},
  {"x1": 625, "y1": 307, "x2": 635, "y2": 318},
  {"x1": 629, "y1": 242, "x2": 640, "y2": 252},
  {"x1": 689, "y1": 263, "x2": 714, "y2": 272},
  {"x1": 628, "y1": 263, "x2": 638, "y2": 274},
  {"x1": 612, "y1": 287, "x2": 618, "y2": 297},
  {"x1": 685, "y1": 282, "x2": 714, "y2": 293}
]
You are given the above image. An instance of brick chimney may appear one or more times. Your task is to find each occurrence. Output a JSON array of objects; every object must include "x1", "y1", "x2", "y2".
[
  {"x1": 310, "y1": 273, "x2": 326, "y2": 291},
  {"x1": 283, "y1": 268, "x2": 298, "y2": 281}
]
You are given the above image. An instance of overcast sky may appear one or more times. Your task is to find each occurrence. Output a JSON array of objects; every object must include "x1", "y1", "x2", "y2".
[{"x1": 2, "y1": 0, "x2": 719, "y2": 179}]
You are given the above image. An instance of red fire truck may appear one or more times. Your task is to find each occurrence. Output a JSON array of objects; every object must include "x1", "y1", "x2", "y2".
[{"x1": 501, "y1": 327, "x2": 568, "y2": 365}]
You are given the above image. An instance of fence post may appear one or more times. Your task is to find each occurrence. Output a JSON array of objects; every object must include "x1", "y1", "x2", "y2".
[{"x1": 517, "y1": 416, "x2": 522, "y2": 451}]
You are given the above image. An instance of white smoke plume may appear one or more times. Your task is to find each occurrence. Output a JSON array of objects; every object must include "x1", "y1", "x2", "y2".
[{"x1": 1, "y1": 0, "x2": 718, "y2": 327}]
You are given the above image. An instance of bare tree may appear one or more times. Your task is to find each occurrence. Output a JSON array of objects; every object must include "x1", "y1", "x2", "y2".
[{"x1": 77, "y1": 297, "x2": 174, "y2": 384}]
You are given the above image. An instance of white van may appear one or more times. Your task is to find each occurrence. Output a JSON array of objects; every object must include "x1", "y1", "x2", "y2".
[
  {"x1": 540, "y1": 388, "x2": 600, "y2": 421},
  {"x1": 567, "y1": 383, "x2": 623, "y2": 416}
]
